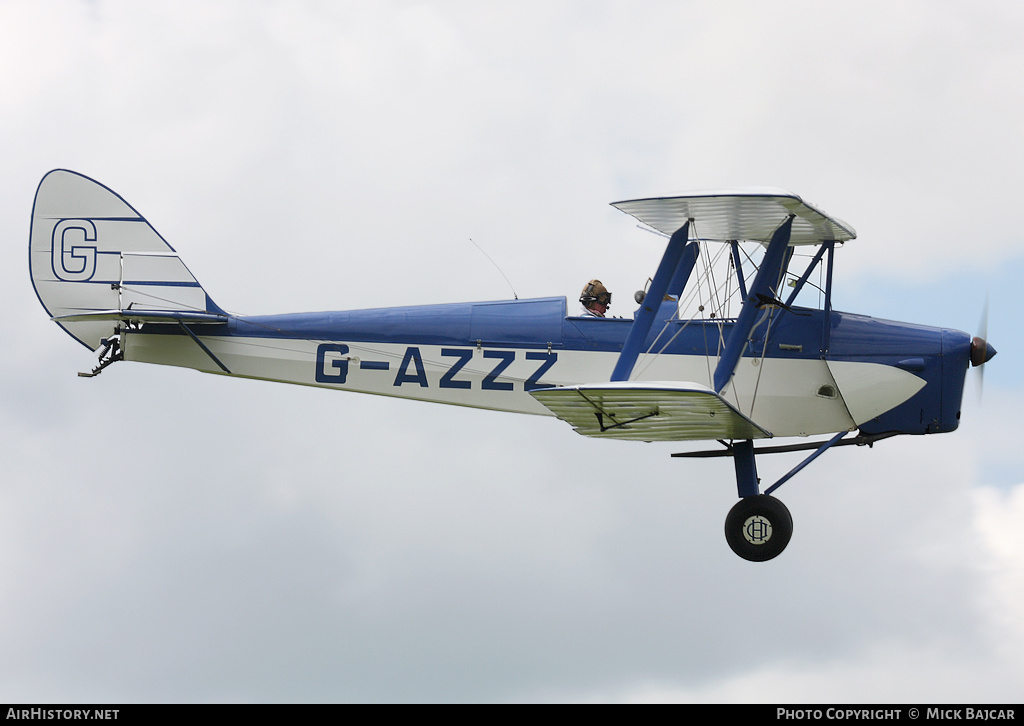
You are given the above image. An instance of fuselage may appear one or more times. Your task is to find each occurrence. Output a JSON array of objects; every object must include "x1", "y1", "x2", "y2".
[{"x1": 121, "y1": 295, "x2": 971, "y2": 440}]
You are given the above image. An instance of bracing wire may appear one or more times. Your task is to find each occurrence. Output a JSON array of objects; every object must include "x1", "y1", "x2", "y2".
[{"x1": 632, "y1": 231, "x2": 738, "y2": 380}]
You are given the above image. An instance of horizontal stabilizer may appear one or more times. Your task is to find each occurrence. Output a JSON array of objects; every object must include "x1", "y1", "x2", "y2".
[
  {"x1": 530, "y1": 382, "x2": 772, "y2": 441},
  {"x1": 52, "y1": 309, "x2": 229, "y2": 324}
]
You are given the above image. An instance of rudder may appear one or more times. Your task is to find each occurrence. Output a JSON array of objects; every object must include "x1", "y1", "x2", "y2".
[{"x1": 29, "y1": 170, "x2": 224, "y2": 350}]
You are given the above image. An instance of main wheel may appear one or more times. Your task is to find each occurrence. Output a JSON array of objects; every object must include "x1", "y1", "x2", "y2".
[{"x1": 724, "y1": 495, "x2": 793, "y2": 562}]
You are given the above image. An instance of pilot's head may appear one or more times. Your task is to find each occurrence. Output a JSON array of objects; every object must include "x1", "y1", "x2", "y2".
[{"x1": 580, "y1": 279, "x2": 612, "y2": 317}]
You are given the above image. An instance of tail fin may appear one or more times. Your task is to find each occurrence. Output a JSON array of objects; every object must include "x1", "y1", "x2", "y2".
[{"x1": 29, "y1": 170, "x2": 226, "y2": 350}]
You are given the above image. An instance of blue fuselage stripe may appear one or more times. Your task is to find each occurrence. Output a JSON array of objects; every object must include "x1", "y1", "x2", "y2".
[{"x1": 218, "y1": 297, "x2": 948, "y2": 362}]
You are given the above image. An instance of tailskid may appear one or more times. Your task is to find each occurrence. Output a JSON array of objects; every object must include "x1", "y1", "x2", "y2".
[{"x1": 78, "y1": 332, "x2": 123, "y2": 378}]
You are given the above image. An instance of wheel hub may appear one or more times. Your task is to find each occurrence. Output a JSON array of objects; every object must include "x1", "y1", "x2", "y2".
[{"x1": 742, "y1": 515, "x2": 772, "y2": 545}]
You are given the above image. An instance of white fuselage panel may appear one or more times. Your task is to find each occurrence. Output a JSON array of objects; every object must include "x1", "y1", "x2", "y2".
[{"x1": 123, "y1": 331, "x2": 922, "y2": 439}]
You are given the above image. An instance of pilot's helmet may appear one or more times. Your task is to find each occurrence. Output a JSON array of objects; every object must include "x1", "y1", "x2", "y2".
[{"x1": 580, "y1": 279, "x2": 612, "y2": 308}]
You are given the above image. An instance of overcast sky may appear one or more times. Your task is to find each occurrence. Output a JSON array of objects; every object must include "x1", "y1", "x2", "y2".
[{"x1": 2, "y1": 0, "x2": 1022, "y2": 703}]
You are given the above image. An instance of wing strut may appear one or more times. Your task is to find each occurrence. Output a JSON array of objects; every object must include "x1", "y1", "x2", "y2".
[
  {"x1": 610, "y1": 222, "x2": 697, "y2": 382},
  {"x1": 729, "y1": 241, "x2": 748, "y2": 300},
  {"x1": 712, "y1": 216, "x2": 794, "y2": 393}
]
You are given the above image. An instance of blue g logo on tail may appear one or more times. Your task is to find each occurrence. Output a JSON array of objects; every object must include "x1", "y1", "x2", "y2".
[{"x1": 51, "y1": 219, "x2": 97, "y2": 281}]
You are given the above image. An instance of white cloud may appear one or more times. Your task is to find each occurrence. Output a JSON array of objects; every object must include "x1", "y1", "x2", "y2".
[{"x1": 603, "y1": 479, "x2": 1024, "y2": 704}]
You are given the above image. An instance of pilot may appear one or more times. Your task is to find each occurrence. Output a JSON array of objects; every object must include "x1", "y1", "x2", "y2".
[{"x1": 579, "y1": 279, "x2": 612, "y2": 317}]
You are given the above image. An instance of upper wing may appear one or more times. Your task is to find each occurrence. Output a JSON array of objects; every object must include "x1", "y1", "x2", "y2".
[
  {"x1": 530, "y1": 381, "x2": 771, "y2": 441},
  {"x1": 612, "y1": 188, "x2": 856, "y2": 245}
]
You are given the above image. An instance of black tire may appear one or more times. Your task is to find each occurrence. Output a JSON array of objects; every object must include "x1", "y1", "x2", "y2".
[{"x1": 724, "y1": 495, "x2": 793, "y2": 562}]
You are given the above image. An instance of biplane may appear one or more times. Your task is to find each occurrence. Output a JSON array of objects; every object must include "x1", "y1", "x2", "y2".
[{"x1": 29, "y1": 170, "x2": 996, "y2": 561}]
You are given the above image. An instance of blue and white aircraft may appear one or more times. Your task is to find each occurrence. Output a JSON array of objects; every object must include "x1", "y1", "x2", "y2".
[{"x1": 29, "y1": 169, "x2": 996, "y2": 561}]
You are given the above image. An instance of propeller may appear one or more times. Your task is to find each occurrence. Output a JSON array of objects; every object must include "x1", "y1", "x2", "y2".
[{"x1": 969, "y1": 296, "x2": 996, "y2": 398}]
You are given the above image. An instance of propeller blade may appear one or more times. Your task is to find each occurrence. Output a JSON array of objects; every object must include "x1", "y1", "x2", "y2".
[{"x1": 979, "y1": 294, "x2": 988, "y2": 346}]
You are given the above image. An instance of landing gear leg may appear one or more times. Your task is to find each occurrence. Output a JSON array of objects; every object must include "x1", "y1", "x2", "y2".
[{"x1": 725, "y1": 439, "x2": 792, "y2": 561}]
